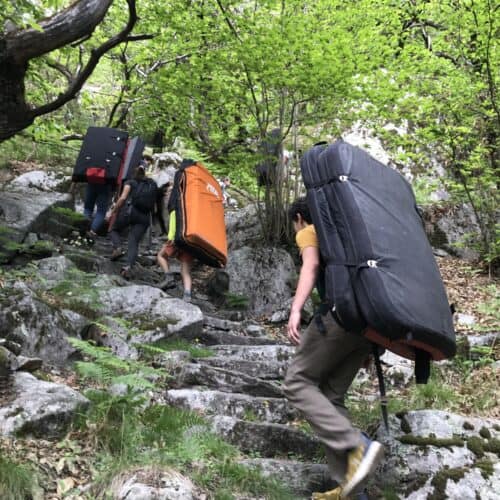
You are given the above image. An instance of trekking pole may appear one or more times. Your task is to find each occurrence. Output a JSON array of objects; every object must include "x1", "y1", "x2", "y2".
[{"x1": 372, "y1": 344, "x2": 389, "y2": 432}]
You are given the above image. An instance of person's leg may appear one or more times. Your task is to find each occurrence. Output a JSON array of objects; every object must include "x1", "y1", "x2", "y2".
[
  {"x1": 109, "y1": 211, "x2": 127, "y2": 259},
  {"x1": 157, "y1": 244, "x2": 176, "y2": 289},
  {"x1": 157, "y1": 244, "x2": 170, "y2": 273},
  {"x1": 91, "y1": 184, "x2": 112, "y2": 233},
  {"x1": 126, "y1": 222, "x2": 148, "y2": 268},
  {"x1": 83, "y1": 184, "x2": 98, "y2": 219},
  {"x1": 283, "y1": 313, "x2": 371, "y2": 480},
  {"x1": 180, "y1": 258, "x2": 193, "y2": 301}
]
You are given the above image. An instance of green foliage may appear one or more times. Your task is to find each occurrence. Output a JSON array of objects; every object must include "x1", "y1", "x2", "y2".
[
  {"x1": 140, "y1": 338, "x2": 213, "y2": 359},
  {"x1": 49, "y1": 268, "x2": 102, "y2": 317},
  {"x1": 69, "y1": 338, "x2": 165, "y2": 391},
  {"x1": 70, "y1": 337, "x2": 293, "y2": 498},
  {"x1": 0, "y1": 454, "x2": 36, "y2": 500},
  {"x1": 224, "y1": 292, "x2": 249, "y2": 310},
  {"x1": 50, "y1": 207, "x2": 88, "y2": 224}
]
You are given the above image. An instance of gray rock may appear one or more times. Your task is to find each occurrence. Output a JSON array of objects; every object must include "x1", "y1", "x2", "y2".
[
  {"x1": 110, "y1": 467, "x2": 198, "y2": 500},
  {"x1": 372, "y1": 410, "x2": 500, "y2": 499},
  {"x1": 8, "y1": 170, "x2": 64, "y2": 192},
  {"x1": 0, "y1": 338, "x2": 22, "y2": 355},
  {"x1": 226, "y1": 246, "x2": 296, "y2": 315},
  {"x1": 245, "y1": 324, "x2": 266, "y2": 337},
  {"x1": 14, "y1": 356, "x2": 43, "y2": 372},
  {"x1": 202, "y1": 357, "x2": 287, "y2": 379},
  {"x1": 173, "y1": 363, "x2": 283, "y2": 398},
  {"x1": 456, "y1": 313, "x2": 476, "y2": 327},
  {"x1": 381, "y1": 351, "x2": 414, "y2": 387},
  {"x1": 209, "y1": 344, "x2": 295, "y2": 363},
  {"x1": 224, "y1": 204, "x2": 261, "y2": 251},
  {"x1": 166, "y1": 388, "x2": 296, "y2": 423},
  {"x1": 98, "y1": 285, "x2": 203, "y2": 340},
  {"x1": 0, "y1": 188, "x2": 73, "y2": 241},
  {"x1": 0, "y1": 372, "x2": 89, "y2": 438},
  {"x1": 203, "y1": 314, "x2": 242, "y2": 331},
  {"x1": 0, "y1": 346, "x2": 14, "y2": 377},
  {"x1": 211, "y1": 416, "x2": 322, "y2": 460},
  {"x1": 269, "y1": 297, "x2": 314, "y2": 325},
  {"x1": 198, "y1": 328, "x2": 278, "y2": 346},
  {"x1": 34, "y1": 255, "x2": 76, "y2": 287},
  {"x1": 0, "y1": 282, "x2": 81, "y2": 365},
  {"x1": 422, "y1": 203, "x2": 482, "y2": 261},
  {"x1": 239, "y1": 458, "x2": 336, "y2": 498},
  {"x1": 152, "y1": 350, "x2": 191, "y2": 370}
]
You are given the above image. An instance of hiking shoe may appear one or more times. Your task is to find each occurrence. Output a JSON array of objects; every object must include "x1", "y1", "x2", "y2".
[
  {"x1": 313, "y1": 487, "x2": 369, "y2": 500},
  {"x1": 158, "y1": 273, "x2": 176, "y2": 290},
  {"x1": 312, "y1": 486, "x2": 343, "y2": 499},
  {"x1": 110, "y1": 248, "x2": 124, "y2": 261},
  {"x1": 120, "y1": 266, "x2": 131, "y2": 279},
  {"x1": 183, "y1": 291, "x2": 192, "y2": 303},
  {"x1": 341, "y1": 436, "x2": 384, "y2": 498},
  {"x1": 86, "y1": 229, "x2": 98, "y2": 240}
]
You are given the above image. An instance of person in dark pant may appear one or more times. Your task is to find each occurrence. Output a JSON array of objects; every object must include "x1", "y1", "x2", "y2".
[
  {"x1": 283, "y1": 198, "x2": 382, "y2": 500},
  {"x1": 108, "y1": 165, "x2": 158, "y2": 278},
  {"x1": 83, "y1": 183, "x2": 113, "y2": 237}
]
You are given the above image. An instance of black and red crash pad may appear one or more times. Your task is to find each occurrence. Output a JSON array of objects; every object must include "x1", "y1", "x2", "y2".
[
  {"x1": 301, "y1": 140, "x2": 455, "y2": 361},
  {"x1": 72, "y1": 127, "x2": 129, "y2": 185}
]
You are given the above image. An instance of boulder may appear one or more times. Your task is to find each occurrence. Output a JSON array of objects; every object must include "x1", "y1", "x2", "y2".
[
  {"x1": 422, "y1": 203, "x2": 482, "y2": 261},
  {"x1": 372, "y1": 410, "x2": 500, "y2": 499},
  {"x1": 0, "y1": 372, "x2": 89, "y2": 438},
  {"x1": 7, "y1": 170, "x2": 66, "y2": 192},
  {"x1": 0, "y1": 188, "x2": 73, "y2": 241},
  {"x1": 211, "y1": 416, "x2": 322, "y2": 460},
  {"x1": 226, "y1": 245, "x2": 296, "y2": 315},
  {"x1": 34, "y1": 255, "x2": 76, "y2": 287},
  {"x1": 173, "y1": 363, "x2": 283, "y2": 398},
  {"x1": 166, "y1": 388, "x2": 296, "y2": 423},
  {"x1": 97, "y1": 285, "x2": 204, "y2": 340},
  {"x1": 0, "y1": 282, "x2": 84, "y2": 365},
  {"x1": 109, "y1": 467, "x2": 199, "y2": 500},
  {"x1": 239, "y1": 458, "x2": 335, "y2": 498},
  {"x1": 225, "y1": 204, "x2": 262, "y2": 251}
]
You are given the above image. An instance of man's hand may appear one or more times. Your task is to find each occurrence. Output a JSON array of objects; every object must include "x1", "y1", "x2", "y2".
[{"x1": 287, "y1": 310, "x2": 302, "y2": 345}]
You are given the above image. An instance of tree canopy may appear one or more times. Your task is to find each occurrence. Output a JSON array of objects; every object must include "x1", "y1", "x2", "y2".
[{"x1": 0, "y1": 0, "x2": 498, "y2": 260}]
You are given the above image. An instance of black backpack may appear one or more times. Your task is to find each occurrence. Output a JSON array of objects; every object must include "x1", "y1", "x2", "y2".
[{"x1": 131, "y1": 178, "x2": 158, "y2": 213}]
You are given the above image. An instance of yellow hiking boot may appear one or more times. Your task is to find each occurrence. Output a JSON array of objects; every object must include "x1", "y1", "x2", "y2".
[
  {"x1": 341, "y1": 435, "x2": 384, "y2": 498},
  {"x1": 312, "y1": 486, "x2": 343, "y2": 500}
]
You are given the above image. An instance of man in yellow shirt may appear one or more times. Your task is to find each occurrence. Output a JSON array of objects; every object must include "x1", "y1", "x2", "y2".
[{"x1": 283, "y1": 197, "x2": 383, "y2": 499}]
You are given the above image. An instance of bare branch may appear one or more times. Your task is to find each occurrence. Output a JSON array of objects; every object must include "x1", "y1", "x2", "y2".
[
  {"x1": 31, "y1": 0, "x2": 138, "y2": 120},
  {"x1": 1, "y1": 0, "x2": 114, "y2": 64}
]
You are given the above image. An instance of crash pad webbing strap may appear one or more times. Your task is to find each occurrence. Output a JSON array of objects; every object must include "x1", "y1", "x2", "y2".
[
  {"x1": 373, "y1": 343, "x2": 389, "y2": 432},
  {"x1": 415, "y1": 349, "x2": 431, "y2": 384}
]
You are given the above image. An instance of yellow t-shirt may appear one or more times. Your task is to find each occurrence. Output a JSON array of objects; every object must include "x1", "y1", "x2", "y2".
[{"x1": 296, "y1": 224, "x2": 318, "y2": 254}]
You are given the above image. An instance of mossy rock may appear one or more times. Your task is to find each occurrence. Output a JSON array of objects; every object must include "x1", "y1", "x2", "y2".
[
  {"x1": 398, "y1": 434, "x2": 464, "y2": 449},
  {"x1": 429, "y1": 467, "x2": 467, "y2": 500}
]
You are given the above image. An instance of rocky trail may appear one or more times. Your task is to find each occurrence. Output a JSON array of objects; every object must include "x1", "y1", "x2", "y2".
[{"x1": 0, "y1": 170, "x2": 499, "y2": 499}]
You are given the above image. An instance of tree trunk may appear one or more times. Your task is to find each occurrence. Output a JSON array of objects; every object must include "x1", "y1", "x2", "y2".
[
  {"x1": 0, "y1": 59, "x2": 33, "y2": 140},
  {"x1": 0, "y1": 0, "x2": 115, "y2": 142}
]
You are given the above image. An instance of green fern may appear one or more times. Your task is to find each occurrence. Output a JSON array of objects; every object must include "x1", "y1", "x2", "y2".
[
  {"x1": 224, "y1": 292, "x2": 249, "y2": 310},
  {"x1": 69, "y1": 338, "x2": 166, "y2": 392}
]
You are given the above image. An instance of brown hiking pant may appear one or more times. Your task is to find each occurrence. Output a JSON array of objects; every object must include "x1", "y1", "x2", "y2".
[{"x1": 283, "y1": 311, "x2": 372, "y2": 482}]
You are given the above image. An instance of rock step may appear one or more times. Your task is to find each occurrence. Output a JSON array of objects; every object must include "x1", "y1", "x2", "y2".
[
  {"x1": 173, "y1": 363, "x2": 283, "y2": 398},
  {"x1": 238, "y1": 458, "x2": 336, "y2": 498},
  {"x1": 211, "y1": 416, "x2": 322, "y2": 461},
  {"x1": 208, "y1": 344, "x2": 295, "y2": 362},
  {"x1": 200, "y1": 357, "x2": 286, "y2": 380},
  {"x1": 197, "y1": 329, "x2": 279, "y2": 346},
  {"x1": 166, "y1": 388, "x2": 296, "y2": 424}
]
